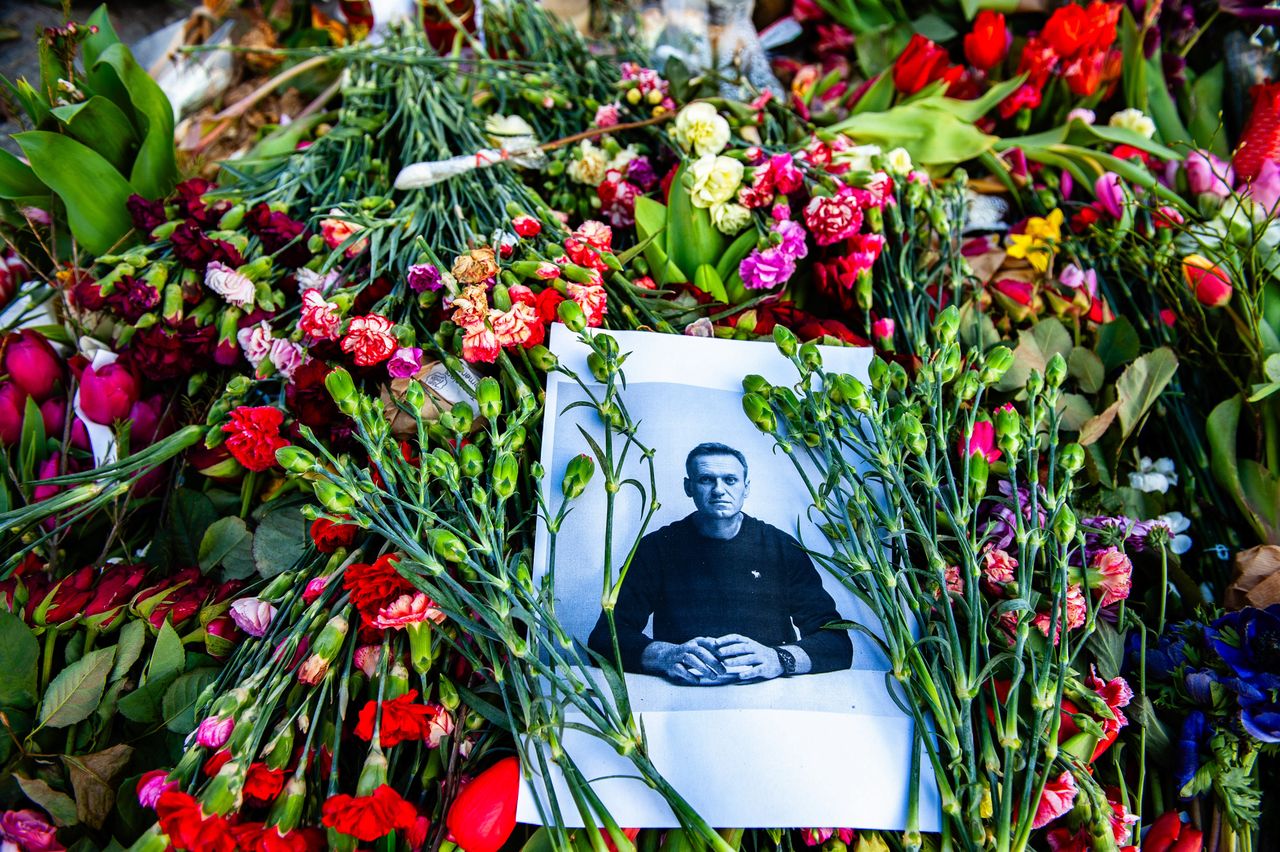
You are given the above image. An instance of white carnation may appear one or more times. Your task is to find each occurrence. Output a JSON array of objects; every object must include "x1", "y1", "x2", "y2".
[
  {"x1": 673, "y1": 102, "x2": 731, "y2": 157},
  {"x1": 688, "y1": 154, "x2": 744, "y2": 209}
]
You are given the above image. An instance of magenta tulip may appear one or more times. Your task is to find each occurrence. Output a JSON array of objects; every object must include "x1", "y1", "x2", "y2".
[
  {"x1": 0, "y1": 382, "x2": 27, "y2": 443},
  {"x1": 39, "y1": 398, "x2": 65, "y2": 439},
  {"x1": 4, "y1": 329, "x2": 64, "y2": 402},
  {"x1": 78, "y1": 363, "x2": 138, "y2": 425}
]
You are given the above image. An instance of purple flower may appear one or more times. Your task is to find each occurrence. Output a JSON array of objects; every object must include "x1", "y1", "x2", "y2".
[
  {"x1": 229, "y1": 597, "x2": 275, "y2": 637},
  {"x1": 0, "y1": 809, "x2": 61, "y2": 852},
  {"x1": 1081, "y1": 515, "x2": 1152, "y2": 554},
  {"x1": 407, "y1": 263, "x2": 444, "y2": 292},
  {"x1": 626, "y1": 156, "x2": 658, "y2": 190},
  {"x1": 1184, "y1": 150, "x2": 1234, "y2": 198},
  {"x1": 1095, "y1": 172, "x2": 1126, "y2": 219},
  {"x1": 774, "y1": 218, "x2": 809, "y2": 261},
  {"x1": 387, "y1": 346, "x2": 424, "y2": 379},
  {"x1": 1243, "y1": 158, "x2": 1280, "y2": 213},
  {"x1": 1175, "y1": 710, "x2": 1209, "y2": 793},
  {"x1": 1207, "y1": 606, "x2": 1280, "y2": 695},
  {"x1": 739, "y1": 246, "x2": 797, "y2": 290},
  {"x1": 195, "y1": 714, "x2": 234, "y2": 748},
  {"x1": 982, "y1": 480, "x2": 1047, "y2": 550}
]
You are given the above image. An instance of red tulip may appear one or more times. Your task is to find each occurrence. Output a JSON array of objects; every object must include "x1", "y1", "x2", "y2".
[
  {"x1": 4, "y1": 329, "x2": 64, "y2": 403},
  {"x1": 893, "y1": 34, "x2": 952, "y2": 94},
  {"x1": 446, "y1": 757, "x2": 519, "y2": 852},
  {"x1": 1182, "y1": 254, "x2": 1233, "y2": 308},
  {"x1": 0, "y1": 381, "x2": 28, "y2": 444},
  {"x1": 39, "y1": 398, "x2": 66, "y2": 439},
  {"x1": 964, "y1": 11, "x2": 1009, "y2": 71},
  {"x1": 79, "y1": 362, "x2": 138, "y2": 425}
]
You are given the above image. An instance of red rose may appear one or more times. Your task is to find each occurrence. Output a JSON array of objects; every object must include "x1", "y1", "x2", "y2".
[
  {"x1": 222, "y1": 405, "x2": 290, "y2": 472},
  {"x1": 321, "y1": 785, "x2": 417, "y2": 843},
  {"x1": 344, "y1": 553, "x2": 414, "y2": 623},
  {"x1": 243, "y1": 762, "x2": 286, "y2": 804},
  {"x1": 310, "y1": 516, "x2": 359, "y2": 553},
  {"x1": 892, "y1": 34, "x2": 951, "y2": 95},
  {"x1": 354, "y1": 690, "x2": 440, "y2": 747},
  {"x1": 964, "y1": 10, "x2": 1008, "y2": 71},
  {"x1": 445, "y1": 757, "x2": 520, "y2": 852}
]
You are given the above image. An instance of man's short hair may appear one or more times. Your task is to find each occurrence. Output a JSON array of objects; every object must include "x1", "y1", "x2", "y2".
[{"x1": 685, "y1": 442, "x2": 748, "y2": 479}]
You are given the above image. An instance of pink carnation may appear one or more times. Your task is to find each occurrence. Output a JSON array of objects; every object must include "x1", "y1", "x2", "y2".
[
  {"x1": 1090, "y1": 546, "x2": 1133, "y2": 607},
  {"x1": 299, "y1": 289, "x2": 341, "y2": 341},
  {"x1": 1032, "y1": 772, "x2": 1078, "y2": 829},
  {"x1": 370, "y1": 592, "x2": 447, "y2": 629},
  {"x1": 341, "y1": 314, "x2": 397, "y2": 366},
  {"x1": 803, "y1": 189, "x2": 864, "y2": 246}
]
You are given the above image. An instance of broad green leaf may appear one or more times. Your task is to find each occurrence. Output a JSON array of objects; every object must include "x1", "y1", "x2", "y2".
[
  {"x1": 14, "y1": 131, "x2": 134, "y2": 255},
  {"x1": 117, "y1": 622, "x2": 185, "y2": 724},
  {"x1": 912, "y1": 13, "x2": 956, "y2": 41},
  {"x1": 94, "y1": 43, "x2": 178, "y2": 199},
  {"x1": 82, "y1": 6, "x2": 129, "y2": 125},
  {"x1": 666, "y1": 164, "x2": 725, "y2": 280},
  {"x1": 633, "y1": 196, "x2": 684, "y2": 285},
  {"x1": 16, "y1": 776, "x2": 78, "y2": 827},
  {"x1": 0, "y1": 149, "x2": 45, "y2": 199},
  {"x1": 1188, "y1": 63, "x2": 1227, "y2": 158},
  {"x1": 109, "y1": 619, "x2": 146, "y2": 683},
  {"x1": 1239, "y1": 460, "x2": 1280, "y2": 542},
  {"x1": 1094, "y1": 317, "x2": 1140, "y2": 372},
  {"x1": 83, "y1": 5, "x2": 122, "y2": 70},
  {"x1": 38, "y1": 646, "x2": 115, "y2": 729},
  {"x1": 162, "y1": 667, "x2": 219, "y2": 734},
  {"x1": 715, "y1": 228, "x2": 758, "y2": 284},
  {"x1": 147, "y1": 619, "x2": 186, "y2": 685},
  {"x1": 198, "y1": 516, "x2": 253, "y2": 573},
  {"x1": 50, "y1": 96, "x2": 138, "y2": 174},
  {"x1": 693, "y1": 263, "x2": 729, "y2": 304},
  {"x1": 1145, "y1": 53, "x2": 1192, "y2": 146},
  {"x1": 1056, "y1": 393, "x2": 1095, "y2": 432},
  {"x1": 253, "y1": 501, "x2": 309, "y2": 578},
  {"x1": 1115, "y1": 347, "x2": 1178, "y2": 439},
  {"x1": 996, "y1": 318, "x2": 1073, "y2": 393},
  {"x1": 851, "y1": 71, "x2": 895, "y2": 116},
  {"x1": 921, "y1": 75, "x2": 1025, "y2": 124},
  {"x1": 0, "y1": 612, "x2": 39, "y2": 709},
  {"x1": 1087, "y1": 619, "x2": 1125, "y2": 681},
  {"x1": 1068, "y1": 348, "x2": 1105, "y2": 394},
  {"x1": 146, "y1": 488, "x2": 217, "y2": 568},
  {"x1": 62, "y1": 744, "x2": 133, "y2": 829},
  {"x1": 830, "y1": 103, "x2": 997, "y2": 166},
  {"x1": 1120, "y1": 7, "x2": 1147, "y2": 114}
]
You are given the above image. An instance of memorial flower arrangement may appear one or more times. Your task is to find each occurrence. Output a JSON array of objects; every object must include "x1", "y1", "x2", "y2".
[{"x1": 2, "y1": 0, "x2": 1280, "y2": 849}]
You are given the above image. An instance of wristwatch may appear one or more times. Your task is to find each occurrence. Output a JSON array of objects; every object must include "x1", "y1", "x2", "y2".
[{"x1": 775, "y1": 646, "x2": 796, "y2": 676}]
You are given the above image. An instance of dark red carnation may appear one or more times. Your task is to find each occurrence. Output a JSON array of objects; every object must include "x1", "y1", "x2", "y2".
[
  {"x1": 246, "y1": 204, "x2": 312, "y2": 268},
  {"x1": 320, "y1": 785, "x2": 417, "y2": 842},
  {"x1": 127, "y1": 193, "x2": 168, "y2": 233},
  {"x1": 170, "y1": 222, "x2": 243, "y2": 271},
  {"x1": 222, "y1": 406, "x2": 290, "y2": 472},
  {"x1": 119, "y1": 319, "x2": 217, "y2": 382},
  {"x1": 173, "y1": 178, "x2": 227, "y2": 228},
  {"x1": 156, "y1": 791, "x2": 205, "y2": 849},
  {"x1": 310, "y1": 516, "x2": 359, "y2": 553},
  {"x1": 285, "y1": 359, "x2": 345, "y2": 430},
  {"x1": 343, "y1": 553, "x2": 413, "y2": 624}
]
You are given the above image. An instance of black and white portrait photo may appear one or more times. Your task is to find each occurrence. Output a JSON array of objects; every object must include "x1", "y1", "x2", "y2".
[{"x1": 519, "y1": 325, "x2": 941, "y2": 832}]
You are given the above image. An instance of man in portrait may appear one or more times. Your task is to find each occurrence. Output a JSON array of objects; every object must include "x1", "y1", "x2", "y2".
[{"x1": 587, "y1": 442, "x2": 853, "y2": 685}]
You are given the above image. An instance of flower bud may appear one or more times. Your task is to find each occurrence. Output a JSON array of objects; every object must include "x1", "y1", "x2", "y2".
[
  {"x1": 276, "y1": 446, "x2": 317, "y2": 473},
  {"x1": 325, "y1": 368, "x2": 359, "y2": 416},
  {"x1": 79, "y1": 362, "x2": 138, "y2": 425},
  {"x1": 994, "y1": 405, "x2": 1020, "y2": 439},
  {"x1": 773, "y1": 324, "x2": 798, "y2": 357},
  {"x1": 268, "y1": 777, "x2": 306, "y2": 833},
  {"x1": 4, "y1": 329, "x2": 64, "y2": 402},
  {"x1": 558, "y1": 299, "x2": 586, "y2": 332},
  {"x1": 263, "y1": 724, "x2": 295, "y2": 771},
  {"x1": 0, "y1": 382, "x2": 27, "y2": 444},
  {"x1": 1025, "y1": 369, "x2": 1043, "y2": 397},
  {"x1": 356, "y1": 749, "x2": 389, "y2": 797},
  {"x1": 1053, "y1": 507, "x2": 1078, "y2": 544},
  {"x1": 476, "y1": 377, "x2": 502, "y2": 420},
  {"x1": 742, "y1": 393, "x2": 776, "y2": 433},
  {"x1": 868, "y1": 357, "x2": 889, "y2": 390},
  {"x1": 313, "y1": 479, "x2": 356, "y2": 514},
  {"x1": 562, "y1": 453, "x2": 595, "y2": 499},
  {"x1": 1059, "y1": 443, "x2": 1085, "y2": 475},
  {"x1": 459, "y1": 443, "x2": 485, "y2": 478},
  {"x1": 742, "y1": 374, "x2": 770, "y2": 395},
  {"x1": 932, "y1": 305, "x2": 960, "y2": 344},
  {"x1": 451, "y1": 402, "x2": 474, "y2": 434},
  {"x1": 799, "y1": 343, "x2": 821, "y2": 371},
  {"x1": 527, "y1": 344, "x2": 558, "y2": 371},
  {"x1": 402, "y1": 379, "x2": 426, "y2": 413},
  {"x1": 587, "y1": 351, "x2": 612, "y2": 382},
  {"x1": 980, "y1": 347, "x2": 1015, "y2": 385},
  {"x1": 493, "y1": 451, "x2": 518, "y2": 499},
  {"x1": 429, "y1": 528, "x2": 469, "y2": 562},
  {"x1": 1045, "y1": 352, "x2": 1067, "y2": 389},
  {"x1": 1183, "y1": 254, "x2": 1233, "y2": 308}
]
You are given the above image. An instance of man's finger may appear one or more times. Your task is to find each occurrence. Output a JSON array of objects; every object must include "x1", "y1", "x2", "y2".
[
  {"x1": 717, "y1": 642, "x2": 750, "y2": 657},
  {"x1": 713, "y1": 633, "x2": 748, "y2": 646},
  {"x1": 682, "y1": 653, "x2": 714, "y2": 677},
  {"x1": 738, "y1": 664, "x2": 764, "y2": 680},
  {"x1": 720, "y1": 652, "x2": 763, "y2": 668},
  {"x1": 686, "y1": 644, "x2": 726, "y2": 672},
  {"x1": 671, "y1": 664, "x2": 699, "y2": 684}
]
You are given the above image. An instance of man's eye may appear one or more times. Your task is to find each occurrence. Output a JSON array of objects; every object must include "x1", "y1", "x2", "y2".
[{"x1": 724, "y1": 478, "x2": 737, "y2": 484}]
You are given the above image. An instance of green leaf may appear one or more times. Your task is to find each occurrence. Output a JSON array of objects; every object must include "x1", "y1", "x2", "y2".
[
  {"x1": 1087, "y1": 619, "x2": 1125, "y2": 680},
  {"x1": 253, "y1": 501, "x2": 309, "y2": 578},
  {"x1": 38, "y1": 646, "x2": 115, "y2": 729},
  {"x1": 162, "y1": 667, "x2": 219, "y2": 734},
  {"x1": 148, "y1": 619, "x2": 186, "y2": 685},
  {"x1": 50, "y1": 96, "x2": 139, "y2": 174},
  {"x1": 715, "y1": 228, "x2": 758, "y2": 284},
  {"x1": 996, "y1": 318, "x2": 1073, "y2": 392},
  {"x1": 199, "y1": 516, "x2": 253, "y2": 573},
  {"x1": 1188, "y1": 63, "x2": 1227, "y2": 159},
  {"x1": 83, "y1": 6, "x2": 122, "y2": 70},
  {"x1": 666, "y1": 164, "x2": 726, "y2": 281},
  {"x1": 1144, "y1": 52, "x2": 1192, "y2": 146},
  {"x1": 1094, "y1": 318, "x2": 1140, "y2": 372},
  {"x1": 16, "y1": 776, "x2": 78, "y2": 827},
  {"x1": 1115, "y1": 347, "x2": 1178, "y2": 439},
  {"x1": 1068, "y1": 348, "x2": 1105, "y2": 394},
  {"x1": 0, "y1": 612, "x2": 39, "y2": 709},
  {"x1": 117, "y1": 621, "x2": 185, "y2": 724},
  {"x1": 1056, "y1": 393, "x2": 1095, "y2": 432},
  {"x1": 0, "y1": 148, "x2": 46, "y2": 199},
  {"x1": 830, "y1": 102, "x2": 997, "y2": 166},
  {"x1": 93, "y1": 43, "x2": 178, "y2": 199},
  {"x1": 693, "y1": 264, "x2": 729, "y2": 304},
  {"x1": 147, "y1": 488, "x2": 217, "y2": 568},
  {"x1": 633, "y1": 196, "x2": 684, "y2": 285},
  {"x1": 110, "y1": 619, "x2": 146, "y2": 683},
  {"x1": 850, "y1": 71, "x2": 895, "y2": 116},
  {"x1": 13, "y1": 131, "x2": 135, "y2": 255},
  {"x1": 62, "y1": 744, "x2": 133, "y2": 829}
]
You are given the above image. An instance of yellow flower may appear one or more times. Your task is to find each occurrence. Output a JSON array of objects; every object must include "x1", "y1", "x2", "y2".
[{"x1": 1006, "y1": 208, "x2": 1064, "y2": 273}]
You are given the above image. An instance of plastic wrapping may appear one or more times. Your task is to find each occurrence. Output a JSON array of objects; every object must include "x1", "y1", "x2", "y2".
[{"x1": 647, "y1": 0, "x2": 783, "y2": 99}]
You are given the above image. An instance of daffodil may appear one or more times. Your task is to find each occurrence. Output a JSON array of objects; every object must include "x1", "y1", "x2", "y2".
[{"x1": 1006, "y1": 208, "x2": 1064, "y2": 273}]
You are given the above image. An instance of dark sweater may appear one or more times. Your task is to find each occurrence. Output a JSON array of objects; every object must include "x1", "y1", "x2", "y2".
[{"x1": 587, "y1": 513, "x2": 853, "y2": 674}]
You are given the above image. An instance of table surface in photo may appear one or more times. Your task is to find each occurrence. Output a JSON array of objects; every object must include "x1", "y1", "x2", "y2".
[{"x1": 584, "y1": 667, "x2": 905, "y2": 717}]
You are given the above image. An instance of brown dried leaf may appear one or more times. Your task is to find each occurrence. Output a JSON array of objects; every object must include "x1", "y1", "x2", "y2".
[
  {"x1": 1228, "y1": 545, "x2": 1280, "y2": 609},
  {"x1": 61, "y1": 744, "x2": 134, "y2": 830}
]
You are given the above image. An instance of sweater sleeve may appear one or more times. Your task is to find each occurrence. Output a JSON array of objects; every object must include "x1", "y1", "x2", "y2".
[
  {"x1": 782, "y1": 532, "x2": 853, "y2": 673},
  {"x1": 586, "y1": 538, "x2": 660, "y2": 674}
]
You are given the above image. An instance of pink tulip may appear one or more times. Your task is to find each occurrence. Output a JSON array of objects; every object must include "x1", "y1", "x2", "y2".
[
  {"x1": 0, "y1": 382, "x2": 27, "y2": 444},
  {"x1": 39, "y1": 399, "x2": 65, "y2": 439},
  {"x1": 4, "y1": 329, "x2": 64, "y2": 402},
  {"x1": 1184, "y1": 150, "x2": 1234, "y2": 198},
  {"x1": 1094, "y1": 172, "x2": 1126, "y2": 219},
  {"x1": 78, "y1": 363, "x2": 138, "y2": 425}
]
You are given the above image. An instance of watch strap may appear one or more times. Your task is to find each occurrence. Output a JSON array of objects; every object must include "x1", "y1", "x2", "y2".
[{"x1": 775, "y1": 646, "x2": 797, "y2": 676}]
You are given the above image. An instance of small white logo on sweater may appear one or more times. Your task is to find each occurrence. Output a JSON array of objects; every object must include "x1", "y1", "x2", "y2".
[{"x1": 751, "y1": 570, "x2": 760, "y2": 579}]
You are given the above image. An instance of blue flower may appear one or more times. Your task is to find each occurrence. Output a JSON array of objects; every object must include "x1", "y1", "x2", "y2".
[
  {"x1": 1241, "y1": 702, "x2": 1280, "y2": 743},
  {"x1": 1175, "y1": 710, "x2": 1209, "y2": 795},
  {"x1": 1207, "y1": 606, "x2": 1280, "y2": 697}
]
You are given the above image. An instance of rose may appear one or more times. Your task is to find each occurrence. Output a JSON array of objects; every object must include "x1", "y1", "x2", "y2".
[
  {"x1": 673, "y1": 102, "x2": 731, "y2": 157},
  {"x1": 688, "y1": 155, "x2": 744, "y2": 209},
  {"x1": 79, "y1": 362, "x2": 138, "y2": 425},
  {"x1": 4, "y1": 329, "x2": 63, "y2": 402}
]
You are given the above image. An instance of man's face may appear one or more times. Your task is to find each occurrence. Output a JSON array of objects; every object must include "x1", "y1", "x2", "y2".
[{"x1": 684, "y1": 454, "x2": 749, "y2": 520}]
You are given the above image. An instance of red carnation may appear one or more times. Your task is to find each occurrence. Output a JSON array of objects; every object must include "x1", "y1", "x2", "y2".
[
  {"x1": 243, "y1": 762, "x2": 286, "y2": 804},
  {"x1": 311, "y1": 516, "x2": 359, "y2": 553},
  {"x1": 156, "y1": 791, "x2": 236, "y2": 852},
  {"x1": 344, "y1": 553, "x2": 414, "y2": 623},
  {"x1": 222, "y1": 405, "x2": 290, "y2": 472},
  {"x1": 321, "y1": 785, "x2": 417, "y2": 842},
  {"x1": 354, "y1": 690, "x2": 440, "y2": 747}
]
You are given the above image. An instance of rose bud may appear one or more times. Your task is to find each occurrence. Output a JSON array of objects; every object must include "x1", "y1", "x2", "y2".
[
  {"x1": 205, "y1": 614, "x2": 242, "y2": 660},
  {"x1": 1182, "y1": 254, "x2": 1233, "y2": 308},
  {"x1": 85, "y1": 563, "x2": 147, "y2": 629},
  {"x1": 35, "y1": 565, "x2": 96, "y2": 626},
  {"x1": 445, "y1": 757, "x2": 520, "y2": 852},
  {"x1": 4, "y1": 329, "x2": 64, "y2": 402},
  {"x1": 0, "y1": 381, "x2": 28, "y2": 443},
  {"x1": 79, "y1": 362, "x2": 138, "y2": 425}
]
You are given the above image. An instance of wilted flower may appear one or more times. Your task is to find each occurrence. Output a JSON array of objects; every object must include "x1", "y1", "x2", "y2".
[{"x1": 451, "y1": 248, "x2": 499, "y2": 285}]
